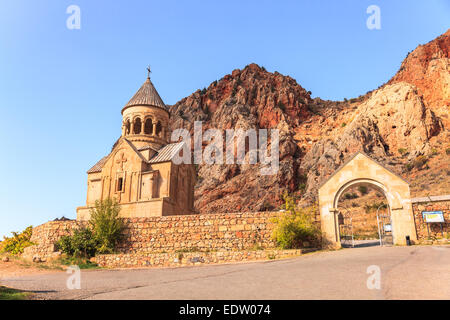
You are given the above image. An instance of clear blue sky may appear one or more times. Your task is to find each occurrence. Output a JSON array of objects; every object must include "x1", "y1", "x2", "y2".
[{"x1": 0, "y1": 0, "x2": 448, "y2": 238}]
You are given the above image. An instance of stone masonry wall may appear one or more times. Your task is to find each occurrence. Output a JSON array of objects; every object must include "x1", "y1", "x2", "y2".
[
  {"x1": 24, "y1": 211, "x2": 311, "y2": 260},
  {"x1": 117, "y1": 212, "x2": 282, "y2": 253},
  {"x1": 22, "y1": 220, "x2": 81, "y2": 260},
  {"x1": 411, "y1": 196, "x2": 449, "y2": 240},
  {"x1": 92, "y1": 249, "x2": 305, "y2": 268}
]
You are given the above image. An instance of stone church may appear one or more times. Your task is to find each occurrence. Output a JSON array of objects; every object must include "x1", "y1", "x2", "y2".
[{"x1": 77, "y1": 72, "x2": 196, "y2": 220}]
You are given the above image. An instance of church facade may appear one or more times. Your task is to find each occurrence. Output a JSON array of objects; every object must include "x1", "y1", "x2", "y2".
[{"x1": 76, "y1": 74, "x2": 196, "y2": 220}]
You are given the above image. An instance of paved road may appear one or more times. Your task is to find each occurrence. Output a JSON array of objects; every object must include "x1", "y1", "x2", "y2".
[{"x1": 1, "y1": 245, "x2": 449, "y2": 300}]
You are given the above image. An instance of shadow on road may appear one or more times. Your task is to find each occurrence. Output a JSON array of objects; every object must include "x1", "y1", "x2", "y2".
[{"x1": 342, "y1": 240, "x2": 381, "y2": 248}]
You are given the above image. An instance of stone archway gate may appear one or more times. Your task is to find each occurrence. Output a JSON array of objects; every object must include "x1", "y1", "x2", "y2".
[{"x1": 318, "y1": 152, "x2": 417, "y2": 248}]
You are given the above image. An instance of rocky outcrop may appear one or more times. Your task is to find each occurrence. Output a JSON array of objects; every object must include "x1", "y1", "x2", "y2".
[
  {"x1": 300, "y1": 83, "x2": 442, "y2": 200},
  {"x1": 171, "y1": 63, "x2": 312, "y2": 131},
  {"x1": 388, "y1": 29, "x2": 449, "y2": 127},
  {"x1": 169, "y1": 31, "x2": 448, "y2": 213},
  {"x1": 170, "y1": 64, "x2": 309, "y2": 212}
]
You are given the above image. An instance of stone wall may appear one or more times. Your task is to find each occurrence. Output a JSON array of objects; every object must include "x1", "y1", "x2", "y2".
[
  {"x1": 117, "y1": 212, "x2": 282, "y2": 253},
  {"x1": 23, "y1": 196, "x2": 448, "y2": 264},
  {"x1": 411, "y1": 195, "x2": 449, "y2": 240},
  {"x1": 22, "y1": 220, "x2": 81, "y2": 260},
  {"x1": 24, "y1": 211, "x2": 317, "y2": 261},
  {"x1": 92, "y1": 249, "x2": 306, "y2": 268}
]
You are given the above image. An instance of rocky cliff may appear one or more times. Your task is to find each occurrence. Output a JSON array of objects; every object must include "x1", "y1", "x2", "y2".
[
  {"x1": 388, "y1": 29, "x2": 449, "y2": 127},
  {"x1": 169, "y1": 30, "x2": 449, "y2": 213}
]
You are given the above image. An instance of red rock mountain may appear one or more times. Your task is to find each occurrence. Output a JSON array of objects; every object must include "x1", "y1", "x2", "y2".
[
  {"x1": 388, "y1": 29, "x2": 449, "y2": 127},
  {"x1": 169, "y1": 30, "x2": 449, "y2": 213}
]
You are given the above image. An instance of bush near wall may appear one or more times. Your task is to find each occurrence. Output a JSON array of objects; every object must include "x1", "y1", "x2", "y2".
[
  {"x1": 55, "y1": 199, "x2": 124, "y2": 259},
  {"x1": 271, "y1": 194, "x2": 320, "y2": 249},
  {"x1": 0, "y1": 226, "x2": 34, "y2": 255}
]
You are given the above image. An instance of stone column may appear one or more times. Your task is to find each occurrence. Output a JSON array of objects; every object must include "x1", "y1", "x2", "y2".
[{"x1": 152, "y1": 120, "x2": 157, "y2": 136}]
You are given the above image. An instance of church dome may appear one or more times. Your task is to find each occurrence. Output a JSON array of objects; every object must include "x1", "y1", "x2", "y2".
[
  {"x1": 120, "y1": 70, "x2": 171, "y2": 149},
  {"x1": 122, "y1": 77, "x2": 169, "y2": 114}
]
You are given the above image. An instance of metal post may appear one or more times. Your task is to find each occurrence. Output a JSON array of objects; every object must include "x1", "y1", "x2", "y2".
[
  {"x1": 376, "y1": 204, "x2": 385, "y2": 246},
  {"x1": 350, "y1": 216, "x2": 354, "y2": 248}
]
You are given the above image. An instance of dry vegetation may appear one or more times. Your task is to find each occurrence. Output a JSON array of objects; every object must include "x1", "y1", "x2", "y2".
[{"x1": 338, "y1": 186, "x2": 388, "y2": 239}]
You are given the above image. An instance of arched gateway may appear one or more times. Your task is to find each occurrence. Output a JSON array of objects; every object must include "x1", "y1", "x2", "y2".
[{"x1": 318, "y1": 152, "x2": 417, "y2": 248}]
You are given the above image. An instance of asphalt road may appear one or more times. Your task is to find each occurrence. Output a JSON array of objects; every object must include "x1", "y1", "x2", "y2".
[{"x1": 1, "y1": 245, "x2": 449, "y2": 300}]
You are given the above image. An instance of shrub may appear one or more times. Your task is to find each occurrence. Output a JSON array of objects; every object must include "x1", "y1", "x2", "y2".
[
  {"x1": 271, "y1": 193, "x2": 320, "y2": 249},
  {"x1": 343, "y1": 193, "x2": 358, "y2": 200},
  {"x1": 364, "y1": 202, "x2": 388, "y2": 213},
  {"x1": 261, "y1": 200, "x2": 274, "y2": 211},
  {"x1": 398, "y1": 148, "x2": 407, "y2": 155},
  {"x1": 446, "y1": 148, "x2": 450, "y2": 155},
  {"x1": 55, "y1": 199, "x2": 124, "y2": 258},
  {"x1": 358, "y1": 185, "x2": 368, "y2": 195},
  {"x1": 0, "y1": 226, "x2": 34, "y2": 255},
  {"x1": 56, "y1": 227, "x2": 98, "y2": 258},
  {"x1": 406, "y1": 155, "x2": 428, "y2": 171},
  {"x1": 89, "y1": 198, "x2": 124, "y2": 254},
  {"x1": 298, "y1": 183, "x2": 306, "y2": 193}
]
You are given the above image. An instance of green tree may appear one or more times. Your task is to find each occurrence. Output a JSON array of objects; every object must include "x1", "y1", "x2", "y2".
[
  {"x1": 89, "y1": 198, "x2": 124, "y2": 254},
  {"x1": 56, "y1": 199, "x2": 124, "y2": 258}
]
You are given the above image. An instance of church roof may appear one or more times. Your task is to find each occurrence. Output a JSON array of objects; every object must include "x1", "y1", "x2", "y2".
[
  {"x1": 122, "y1": 77, "x2": 168, "y2": 113},
  {"x1": 148, "y1": 142, "x2": 185, "y2": 163},
  {"x1": 86, "y1": 141, "x2": 186, "y2": 173},
  {"x1": 87, "y1": 156, "x2": 108, "y2": 174},
  {"x1": 137, "y1": 145, "x2": 160, "y2": 152}
]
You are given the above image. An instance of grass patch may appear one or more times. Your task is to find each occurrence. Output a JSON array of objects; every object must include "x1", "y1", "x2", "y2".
[
  {"x1": 58, "y1": 256, "x2": 100, "y2": 269},
  {"x1": 0, "y1": 286, "x2": 31, "y2": 300}
]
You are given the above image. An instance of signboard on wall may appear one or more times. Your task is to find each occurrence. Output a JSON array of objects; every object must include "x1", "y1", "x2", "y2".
[{"x1": 422, "y1": 211, "x2": 445, "y2": 223}]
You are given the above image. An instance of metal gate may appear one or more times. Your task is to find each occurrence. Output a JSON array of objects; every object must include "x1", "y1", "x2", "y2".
[
  {"x1": 338, "y1": 210, "x2": 355, "y2": 248},
  {"x1": 377, "y1": 209, "x2": 393, "y2": 246}
]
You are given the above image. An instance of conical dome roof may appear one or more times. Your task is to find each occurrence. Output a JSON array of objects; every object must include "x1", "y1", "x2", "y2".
[{"x1": 122, "y1": 77, "x2": 168, "y2": 113}]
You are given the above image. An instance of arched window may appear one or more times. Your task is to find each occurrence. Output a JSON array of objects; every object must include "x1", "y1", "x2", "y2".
[
  {"x1": 155, "y1": 121, "x2": 162, "y2": 137},
  {"x1": 125, "y1": 119, "x2": 131, "y2": 135},
  {"x1": 144, "y1": 118, "x2": 153, "y2": 135},
  {"x1": 133, "y1": 118, "x2": 141, "y2": 134}
]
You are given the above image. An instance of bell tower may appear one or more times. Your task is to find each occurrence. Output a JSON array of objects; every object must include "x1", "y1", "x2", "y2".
[{"x1": 121, "y1": 67, "x2": 170, "y2": 150}]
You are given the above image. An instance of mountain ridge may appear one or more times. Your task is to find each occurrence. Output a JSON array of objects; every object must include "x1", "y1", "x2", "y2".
[{"x1": 169, "y1": 30, "x2": 449, "y2": 213}]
